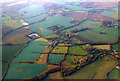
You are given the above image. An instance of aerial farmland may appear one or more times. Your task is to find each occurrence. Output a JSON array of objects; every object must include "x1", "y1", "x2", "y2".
[{"x1": 1, "y1": 0, "x2": 119, "y2": 81}]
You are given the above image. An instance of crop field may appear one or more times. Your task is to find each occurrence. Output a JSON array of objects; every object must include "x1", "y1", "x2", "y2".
[
  {"x1": 111, "y1": 44, "x2": 119, "y2": 51},
  {"x1": 63, "y1": 21, "x2": 101, "y2": 32},
  {"x1": 2, "y1": 63, "x2": 8, "y2": 76},
  {"x1": 36, "y1": 16, "x2": 73, "y2": 27},
  {"x1": 100, "y1": 11, "x2": 115, "y2": 17},
  {"x1": 78, "y1": 21, "x2": 101, "y2": 28},
  {"x1": 5, "y1": 63, "x2": 47, "y2": 79},
  {"x1": 1, "y1": 44, "x2": 25, "y2": 76},
  {"x1": 91, "y1": 27, "x2": 105, "y2": 34},
  {"x1": 104, "y1": 28, "x2": 118, "y2": 40},
  {"x1": 62, "y1": 5, "x2": 93, "y2": 11},
  {"x1": 63, "y1": 11, "x2": 88, "y2": 22},
  {"x1": 35, "y1": 38, "x2": 48, "y2": 42},
  {"x1": 33, "y1": 16, "x2": 73, "y2": 36},
  {"x1": 48, "y1": 54, "x2": 64, "y2": 64},
  {"x1": 45, "y1": 34, "x2": 59, "y2": 38},
  {"x1": 78, "y1": 29, "x2": 118, "y2": 43},
  {"x1": 70, "y1": 38, "x2": 82, "y2": 44},
  {"x1": 108, "y1": 68, "x2": 119, "y2": 79},
  {"x1": 88, "y1": 13, "x2": 117, "y2": 22},
  {"x1": 18, "y1": 5, "x2": 46, "y2": 19},
  {"x1": 48, "y1": 71, "x2": 63, "y2": 79},
  {"x1": 11, "y1": 41, "x2": 47, "y2": 62},
  {"x1": 2, "y1": 28, "x2": 32, "y2": 44},
  {"x1": 35, "y1": 38, "x2": 52, "y2": 45},
  {"x1": 68, "y1": 46, "x2": 88, "y2": 55},
  {"x1": 64, "y1": 55, "x2": 117, "y2": 79},
  {"x1": 2, "y1": 14, "x2": 22, "y2": 29},
  {"x1": 28, "y1": 25, "x2": 42, "y2": 32},
  {"x1": 52, "y1": 46, "x2": 68, "y2": 54},
  {"x1": 93, "y1": 45, "x2": 111, "y2": 50},
  {"x1": 2, "y1": 44, "x2": 25, "y2": 61},
  {"x1": 24, "y1": 14, "x2": 48, "y2": 23},
  {"x1": 35, "y1": 54, "x2": 48, "y2": 64},
  {"x1": 111, "y1": 11, "x2": 118, "y2": 20}
]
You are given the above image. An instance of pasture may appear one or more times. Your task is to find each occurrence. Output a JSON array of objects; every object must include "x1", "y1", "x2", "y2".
[
  {"x1": 35, "y1": 54, "x2": 48, "y2": 64},
  {"x1": 2, "y1": 44, "x2": 25, "y2": 61},
  {"x1": 45, "y1": 34, "x2": 59, "y2": 38},
  {"x1": 63, "y1": 21, "x2": 101, "y2": 32},
  {"x1": 5, "y1": 63, "x2": 47, "y2": 79},
  {"x1": 108, "y1": 68, "x2": 119, "y2": 79},
  {"x1": 88, "y1": 13, "x2": 117, "y2": 22},
  {"x1": 48, "y1": 54, "x2": 64, "y2": 64},
  {"x1": 111, "y1": 44, "x2": 119, "y2": 51},
  {"x1": 52, "y1": 46, "x2": 68, "y2": 54},
  {"x1": 11, "y1": 41, "x2": 47, "y2": 62},
  {"x1": 34, "y1": 16, "x2": 73, "y2": 36},
  {"x1": 78, "y1": 29, "x2": 118, "y2": 43},
  {"x1": 2, "y1": 28, "x2": 32, "y2": 44},
  {"x1": 24, "y1": 14, "x2": 48, "y2": 23},
  {"x1": 68, "y1": 46, "x2": 88, "y2": 55},
  {"x1": 100, "y1": 11, "x2": 115, "y2": 17},
  {"x1": 2, "y1": 14, "x2": 22, "y2": 29}
]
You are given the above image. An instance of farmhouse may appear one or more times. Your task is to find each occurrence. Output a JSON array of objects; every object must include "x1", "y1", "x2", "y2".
[{"x1": 28, "y1": 33, "x2": 40, "y2": 39}]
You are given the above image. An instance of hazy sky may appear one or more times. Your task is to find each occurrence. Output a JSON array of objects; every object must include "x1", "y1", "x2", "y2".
[{"x1": 1, "y1": 0, "x2": 120, "y2": 3}]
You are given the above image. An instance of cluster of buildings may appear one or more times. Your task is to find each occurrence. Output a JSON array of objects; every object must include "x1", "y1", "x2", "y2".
[{"x1": 28, "y1": 33, "x2": 40, "y2": 39}]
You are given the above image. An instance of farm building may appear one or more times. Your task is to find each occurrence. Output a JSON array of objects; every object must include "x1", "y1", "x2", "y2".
[{"x1": 28, "y1": 33, "x2": 40, "y2": 39}]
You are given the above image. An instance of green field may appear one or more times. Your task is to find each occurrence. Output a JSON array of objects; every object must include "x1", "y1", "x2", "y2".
[
  {"x1": 108, "y1": 68, "x2": 119, "y2": 79},
  {"x1": 79, "y1": 28, "x2": 118, "y2": 43},
  {"x1": 45, "y1": 34, "x2": 59, "y2": 38},
  {"x1": 70, "y1": 38, "x2": 82, "y2": 44},
  {"x1": 2, "y1": 28, "x2": 32, "y2": 44},
  {"x1": 68, "y1": 46, "x2": 88, "y2": 55},
  {"x1": 5, "y1": 63, "x2": 47, "y2": 79},
  {"x1": 100, "y1": 11, "x2": 115, "y2": 17},
  {"x1": 2, "y1": 62, "x2": 8, "y2": 76},
  {"x1": 61, "y1": 4, "x2": 105, "y2": 11},
  {"x1": 2, "y1": 14, "x2": 22, "y2": 29},
  {"x1": 2, "y1": 44, "x2": 25, "y2": 61},
  {"x1": 24, "y1": 14, "x2": 48, "y2": 23},
  {"x1": 64, "y1": 55, "x2": 117, "y2": 79},
  {"x1": 111, "y1": 43, "x2": 119, "y2": 51},
  {"x1": 92, "y1": 27, "x2": 105, "y2": 34},
  {"x1": 62, "y1": 5, "x2": 92, "y2": 11},
  {"x1": 81, "y1": 45, "x2": 91, "y2": 49},
  {"x1": 34, "y1": 16, "x2": 73, "y2": 36},
  {"x1": 52, "y1": 46, "x2": 68, "y2": 54},
  {"x1": 18, "y1": 5, "x2": 46, "y2": 19},
  {"x1": 63, "y1": 21, "x2": 101, "y2": 32},
  {"x1": 11, "y1": 41, "x2": 47, "y2": 62},
  {"x1": 104, "y1": 28, "x2": 118, "y2": 40},
  {"x1": 48, "y1": 54, "x2": 64, "y2": 64}
]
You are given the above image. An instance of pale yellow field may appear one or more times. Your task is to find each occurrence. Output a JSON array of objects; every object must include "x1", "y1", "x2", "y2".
[
  {"x1": 52, "y1": 46, "x2": 68, "y2": 53},
  {"x1": 93, "y1": 45, "x2": 111, "y2": 50},
  {"x1": 35, "y1": 38, "x2": 48, "y2": 42},
  {"x1": 35, "y1": 54, "x2": 48, "y2": 64}
]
